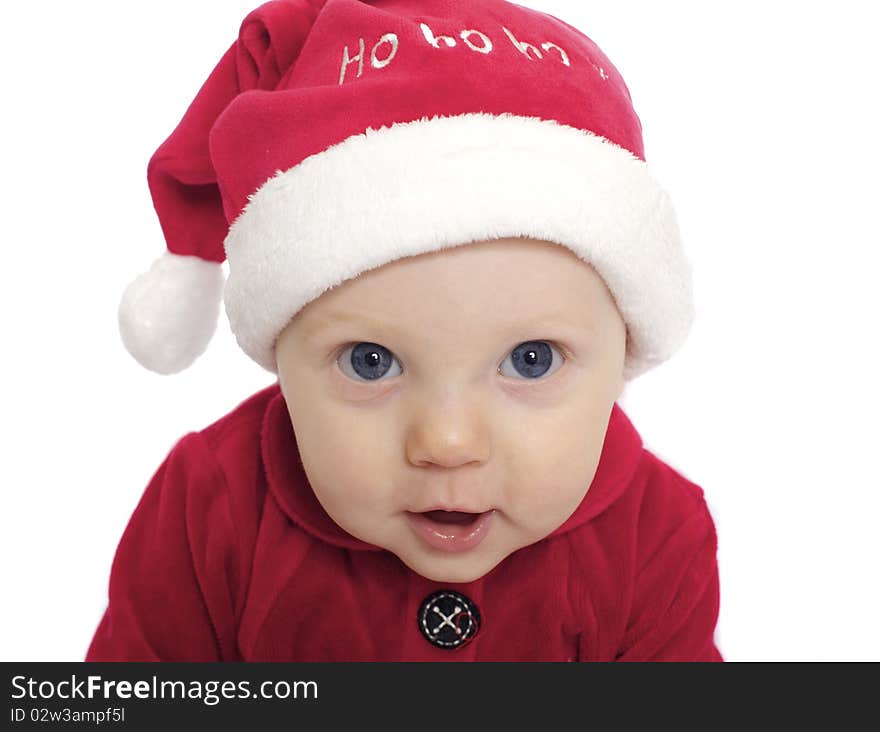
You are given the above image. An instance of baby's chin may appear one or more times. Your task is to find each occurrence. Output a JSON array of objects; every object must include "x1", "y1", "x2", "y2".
[
  {"x1": 399, "y1": 555, "x2": 503, "y2": 584},
  {"x1": 388, "y1": 536, "x2": 521, "y2": 584}
]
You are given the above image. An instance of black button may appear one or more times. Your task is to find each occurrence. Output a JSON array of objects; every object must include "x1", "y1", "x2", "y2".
[{"x1": 418, "y1": 590, "x2": 481, "y2": 649}]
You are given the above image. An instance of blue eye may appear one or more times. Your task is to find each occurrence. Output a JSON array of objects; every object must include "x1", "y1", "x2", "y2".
[
  {"x1": 336, "y1": 340, "x2": 564, "y2": 383},
  {"x1": 498, "y1": 341, "x2": 562, "y2": 380},
  {"x1": 338, "y1": 342, "x2": 402, "y2": 382}
]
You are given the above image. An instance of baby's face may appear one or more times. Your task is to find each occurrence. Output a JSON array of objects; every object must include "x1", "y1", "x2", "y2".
[{"x1": 275, "y1": 237, "x2": 626, "y2": 583}]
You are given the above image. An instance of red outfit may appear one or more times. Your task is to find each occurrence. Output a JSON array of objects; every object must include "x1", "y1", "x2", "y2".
[{"x1": 86, "y1": 383, "x2": 723, "y2": 661}]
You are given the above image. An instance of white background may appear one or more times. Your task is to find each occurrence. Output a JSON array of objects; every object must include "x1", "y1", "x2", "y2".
[{"x1": 2, "y1": 0, "x2": 878, "y2": 662}]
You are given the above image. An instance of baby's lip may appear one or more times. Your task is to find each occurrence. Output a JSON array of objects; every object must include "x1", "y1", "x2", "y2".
[
  {"x1": 405, "y1": 509, "x2": 496, "y2": 553},
  {"x1": 411, "y1": 504, "x2": 493, "y2": 515}
]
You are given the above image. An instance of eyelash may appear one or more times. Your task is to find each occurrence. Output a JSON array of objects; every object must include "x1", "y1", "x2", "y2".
[{"x1": 332, "y1": 340, "x2": 571, "y2": 384}]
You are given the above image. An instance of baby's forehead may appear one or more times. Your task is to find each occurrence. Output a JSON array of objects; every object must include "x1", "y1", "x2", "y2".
[
  {"x1": 325, "y1": 237, "x2": 607, "y2": 298},
  {"x1": 279, "y1": 237, "x2": 626, "y2": 354}
]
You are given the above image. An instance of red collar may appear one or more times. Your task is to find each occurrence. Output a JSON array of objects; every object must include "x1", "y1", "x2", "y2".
[{"x1": 261, "y1": 385, "x2": 644, "y2": 551}]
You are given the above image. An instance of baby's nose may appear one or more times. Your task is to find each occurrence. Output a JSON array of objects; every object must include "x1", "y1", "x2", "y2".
[{"x1": 404, "y1": 396, "x2": 491, "y2": 470}]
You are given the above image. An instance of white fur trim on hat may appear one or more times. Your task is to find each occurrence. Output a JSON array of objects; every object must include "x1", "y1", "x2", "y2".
[
  {"x1": 118, "y1": 252, "x2": 225, "y2": 375},
  {"x1": 223, "y1": 112, "x2": 694, "y2": 381}
]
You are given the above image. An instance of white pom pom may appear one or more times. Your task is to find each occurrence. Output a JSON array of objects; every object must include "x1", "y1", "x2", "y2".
[{"x1": 118, "y1": 252, "x2": 225, "y2": 374}]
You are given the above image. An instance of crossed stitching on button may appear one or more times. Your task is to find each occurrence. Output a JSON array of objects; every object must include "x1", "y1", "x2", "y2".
[{"x1": 431, "y1": 604, "x2": 466, "y2": 636}]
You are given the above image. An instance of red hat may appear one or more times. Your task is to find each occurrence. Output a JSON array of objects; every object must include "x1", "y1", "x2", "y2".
[{"x1": 119, "y1": 0, "x2": 694, "y2": 380}]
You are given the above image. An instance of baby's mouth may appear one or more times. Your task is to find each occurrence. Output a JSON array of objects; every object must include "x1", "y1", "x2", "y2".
[
  {"x1": 405, "y1": 509, "x2": 496, "y2": 553},
  {"x1": 420, "y1": 510, "x2": 481, "y2": 526}
]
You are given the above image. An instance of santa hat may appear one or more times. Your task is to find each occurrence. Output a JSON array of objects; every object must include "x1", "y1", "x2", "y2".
[{"x1": 119, "y1": 0, "x2": 693, "y2": 381}]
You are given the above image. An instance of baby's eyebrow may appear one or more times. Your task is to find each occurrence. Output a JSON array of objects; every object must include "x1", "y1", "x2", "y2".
[
  {"x1": 301, "y1": 310, "x2": 407, "y2": 343},
  {"x1": 301, "y1": 308, "x2": 597, "y2": 343}
]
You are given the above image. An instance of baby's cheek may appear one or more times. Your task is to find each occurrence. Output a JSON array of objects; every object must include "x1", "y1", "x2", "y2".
[
  {"x1": 318, "y1": 445, "x2": 392, "y2": 506},
  {"x1": 533, "y1": 477, "x2": 588, "y2": 526},
  {"x1": 512, "y1": 445, "x2": 597, "y2": 525},
  {"x1": 295, "y1": 433, "x2": 375, "y2": 514},
  {"x1": 298, "y1": 409, "x2": 378, "y2": 471}
]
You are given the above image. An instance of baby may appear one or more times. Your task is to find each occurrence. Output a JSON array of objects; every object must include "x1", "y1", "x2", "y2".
[{"x1": 88, "y1": 0, "x2": 722, "y2": 661}]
